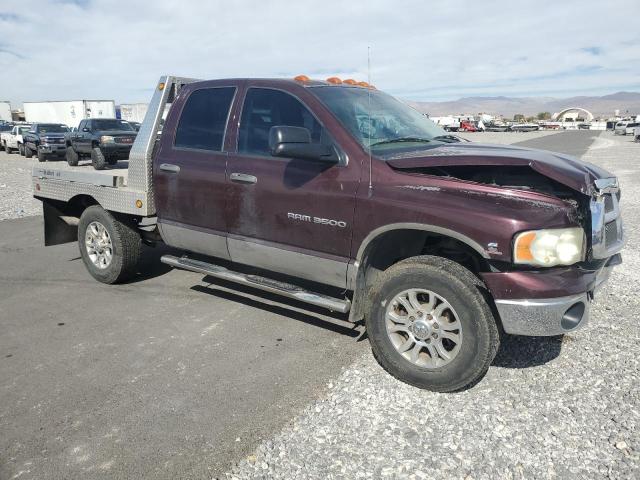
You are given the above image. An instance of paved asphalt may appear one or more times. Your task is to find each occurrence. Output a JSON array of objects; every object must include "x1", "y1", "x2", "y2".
[
  {"x1": 512, "y1": 129, "x2": 600, "y2": 157},
  {"x1": 0, "y1": 130, "x2": 600, "y2": 479},
  {"x1": 0, "y1": 217, "x2": 365, "y2": 479}
]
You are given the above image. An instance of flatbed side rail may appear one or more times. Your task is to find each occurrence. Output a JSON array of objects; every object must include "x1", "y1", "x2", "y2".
[{"x1": 127, "y1": 75, "x2": 201, "y2": 214}]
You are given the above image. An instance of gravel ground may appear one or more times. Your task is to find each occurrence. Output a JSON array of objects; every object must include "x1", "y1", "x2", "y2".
[
  {"x1": 220, "y1": 132, "x2": 640, "y2": 480},
  {"x1": 0, "y1": 151, "x2": 41, "y2": 220},
  {"x1": 0, "y1": 132, "x2": 637, "y2": 479}
]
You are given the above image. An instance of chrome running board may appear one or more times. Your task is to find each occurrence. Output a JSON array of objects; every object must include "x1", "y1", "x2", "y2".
[{"x1": 161, "y1": 255, "x2": 351, "y2": 313}]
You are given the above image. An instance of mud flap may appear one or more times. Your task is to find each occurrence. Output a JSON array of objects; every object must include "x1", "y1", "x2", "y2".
[{"x1": 43, "y1": 200, "x2": 78, "y2": 246}]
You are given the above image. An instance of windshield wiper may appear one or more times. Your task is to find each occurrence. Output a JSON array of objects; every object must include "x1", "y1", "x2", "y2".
[{"x1": 370, "y1": 137, "x2": 432, "y2": 147}]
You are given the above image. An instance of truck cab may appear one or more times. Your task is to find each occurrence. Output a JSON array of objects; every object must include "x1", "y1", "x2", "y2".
[
  {"x1": 32, "y1": 76, "x2": 624, "y2": 392},
  {"x1": 23, "y1": 123, "x2": 69, "y2": 161},
  {"x1": 1, "y1": 124, "x2": 31, "y2": 154},
  {"x1": 66, "y1": 118, "x2": 138, "y2": 169}
]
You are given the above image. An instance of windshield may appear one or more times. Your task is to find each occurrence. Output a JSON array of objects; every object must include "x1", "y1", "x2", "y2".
[
  {"x1": 310, "y1": 87, "x2": 446, "y2": 152},
  {"x1": 92, "y1": 119, "x2": 134, "y2": 131},
  {"x1": 18, "y1": 126, "x2": 31, "y2": 134},
  {"x1": 37, "y1": 124, "x2": 68, "y2": 133}
]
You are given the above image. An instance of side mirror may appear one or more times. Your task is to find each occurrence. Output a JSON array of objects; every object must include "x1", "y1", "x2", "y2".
[{"x1": 268, "y1": 126, "x2": 338, "y2": 163}]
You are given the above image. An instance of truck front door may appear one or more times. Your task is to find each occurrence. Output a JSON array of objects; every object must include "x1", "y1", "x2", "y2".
[
  {"x1": 225, "y1": 87, "x2": 360, "y2": 288},
  {"x1": 154, "y1": 84, "x2": 237, "y2": 260}
]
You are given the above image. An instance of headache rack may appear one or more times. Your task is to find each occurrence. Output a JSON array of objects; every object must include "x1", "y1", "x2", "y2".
[{"x1": 31, "y1": 75, "x2": 200, "y2": 216}]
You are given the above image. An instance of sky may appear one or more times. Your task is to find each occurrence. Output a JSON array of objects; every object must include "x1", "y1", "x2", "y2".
[{"x1": 0, "y1": 0, "x2": 639, "y2": 107}]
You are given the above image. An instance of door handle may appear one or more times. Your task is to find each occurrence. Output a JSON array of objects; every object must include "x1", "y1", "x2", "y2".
[
  {"x1": 230, "y1": 172, "x2": 257, "y2": 184},
  {"x1": 159, "y1": 163, "x2": 180, "y2": 174}
]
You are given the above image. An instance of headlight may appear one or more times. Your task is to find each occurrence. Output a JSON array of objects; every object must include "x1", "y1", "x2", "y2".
[
  {"x1": 100, "y1": 135, "x2": 115, "y2": 144},
  {"x1": 514, "y1": 227, "x2": 585, "y2": 267}
]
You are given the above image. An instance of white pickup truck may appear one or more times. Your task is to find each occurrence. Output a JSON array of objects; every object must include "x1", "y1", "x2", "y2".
[{"x1": 1, "y1": 124, "x2": 32, "y2": 154}]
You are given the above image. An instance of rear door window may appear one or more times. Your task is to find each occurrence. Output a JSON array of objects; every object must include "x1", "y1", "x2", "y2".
[
  {"x1": 238, "y1": 88, "x2": 324, "y2": 156},
  {"x1": 174, "y1": 87, "x2": 236, "y2": 151}
]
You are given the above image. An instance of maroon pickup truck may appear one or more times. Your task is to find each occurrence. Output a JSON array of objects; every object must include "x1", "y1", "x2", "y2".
[{"x1": 33, "y1": 75, "x2": 624, "y2": 391}]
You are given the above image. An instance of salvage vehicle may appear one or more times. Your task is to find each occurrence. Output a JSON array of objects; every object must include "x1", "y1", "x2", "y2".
[
  {"x1": 0, "y1": 124, "x2": 32, "y2": 154},
  {"x1": 65, "y1": 118, "x2": 137, "y2": 169},
  {"x1": 23, "y1": 123, "x2": 70, "y2": 161},
  {"x1": 624, "y1": 122, "x2": 639, "y2": 135},
  {"x1": 614, "y1": 121, "x2": 630, "y2": 135},
  {"x1": 510, "y1": 123, "x2": 540, "y2": 132},
  {"x1": 31, "y1": 75, "x2": 624, "y2": 392}
]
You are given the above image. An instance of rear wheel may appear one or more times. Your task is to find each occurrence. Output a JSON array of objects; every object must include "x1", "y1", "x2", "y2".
[
  {"x1": 367, "y1": 255, "x2": 499, "y2": 392},
  {"x1": 78, "y1": 205, "x2": 141, "y2": 284},
  {"x1": 66, "y1": 146, "x2": 79, "y2": 166},
  {"x1": 91, "y1": 147, "x2": 106, "y2": 170},
  {"x1": 18, "y1": 144, "x2": 24, "y2": 156}
]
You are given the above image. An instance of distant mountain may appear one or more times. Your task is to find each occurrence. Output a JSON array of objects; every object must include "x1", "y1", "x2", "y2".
[{"x1": 406, "y1": 92, "x2": 640, "y2": 118}]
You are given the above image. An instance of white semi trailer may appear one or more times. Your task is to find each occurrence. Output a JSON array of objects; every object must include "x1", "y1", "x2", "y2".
[
  {"x1": 23, "y1": 100, "x2": 116, "y2": 128},
  {"x1": 0, "y1": 102, "x2": 12, "y2": 122},
  {"x1": 119, "y1": 103, "x2": 148, "y2": 123}
]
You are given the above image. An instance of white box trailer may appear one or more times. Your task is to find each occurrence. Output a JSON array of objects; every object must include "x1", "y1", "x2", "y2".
[
  {"x1": 23, "y1": 100, "x2": 116, "y2": 128},
  {"x1": 119, "y1": 103, "x2": 148, "y2": 123},
  {"x1": 0, "y1": 101, "x2": 11, "y2": 122}
]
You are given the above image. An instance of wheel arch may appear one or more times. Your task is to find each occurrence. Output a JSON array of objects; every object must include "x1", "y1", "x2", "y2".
[{"x1": 348, "y1": 224, "x2": 491, "y2": 323}]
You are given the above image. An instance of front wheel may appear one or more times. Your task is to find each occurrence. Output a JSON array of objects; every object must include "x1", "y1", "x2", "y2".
[
  {"x1": 25, "y1": 145, "x2": 33, "y2": 158},
  {"x1": 91, "y1": 147, "x2": 106, "y2": 170},
  {"x1": 37, "y1": 151, "x2": 46, "y2": 162},
  {"x1": 66, "y1": 146, "x2": 79, "y2": 166},
  {"x1": 367, "y1": 256, "x2": 499, "y2": 392},
  {"x1": 78, "y1": 206, "x2": 141, "y2": 284}
]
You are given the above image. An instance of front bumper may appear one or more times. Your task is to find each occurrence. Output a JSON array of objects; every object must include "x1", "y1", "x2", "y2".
[
  {"x1": 487, "y1": 255, "x2": 620, "y2": 336},
  {"x1": 39, "y1": 144, "x2": 66, "y2": 154},
  {"x1": 100, "y1": 143, "x2": 133, "y2": 157}
]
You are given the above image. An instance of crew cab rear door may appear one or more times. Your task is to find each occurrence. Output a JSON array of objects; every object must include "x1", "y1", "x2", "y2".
[
  {"x1": 225, "y1": 84, "x2": 360, "y2": 289},
  {"x1": 153, "y1": 82, "x2": 238, "y2": 260}
]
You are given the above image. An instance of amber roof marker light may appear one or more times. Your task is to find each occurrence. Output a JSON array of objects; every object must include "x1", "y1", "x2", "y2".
[
  {"x1": 343, "y1": 79, "x2": 357, "y2": 85},
  {"x1": 326, "y1": 77, "x2": 342, "y2": 84},
  {"x1": 293, "y1": 75, "x2": 310, "y2": 82}
]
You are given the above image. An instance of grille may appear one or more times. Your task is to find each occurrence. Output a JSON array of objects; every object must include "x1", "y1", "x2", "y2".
[
  {"x1": 44, "y1": 137, "x2": 64, "y2": 144},
  {"x1": 605, "y1": 221, "x2": 618, "y2": 247},
  {"x1": 604, "y1": 194, "x2": 614, "y2": 213}
]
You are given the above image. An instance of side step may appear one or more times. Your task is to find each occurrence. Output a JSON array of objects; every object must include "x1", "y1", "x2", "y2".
[{"x1": 161, "y1": 255, "x2": 351, "y2": 314}]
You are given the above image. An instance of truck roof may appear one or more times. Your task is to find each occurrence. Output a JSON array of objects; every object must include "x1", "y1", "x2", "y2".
[{"x1": 187, "y1": 77, "x2": 373, "y2": 90}]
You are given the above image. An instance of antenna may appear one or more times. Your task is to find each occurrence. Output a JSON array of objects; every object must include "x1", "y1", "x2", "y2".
[{"x1": 367, "y1": 46, "x2": 373, "y2": 194}]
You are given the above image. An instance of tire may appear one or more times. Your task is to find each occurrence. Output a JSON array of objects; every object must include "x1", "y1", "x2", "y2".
[
  {"x1": 78, "y1": 205, "x2": 141, "y2": 284},
  {"x1": 91, "y1": 147, "x2": 106, "y2": 170},
  {"x1": 37, "y1": 151, "x2": 46, "y2": 162},
  {"x1": 66, "y1": 146, "x2": 79, "y2": 166},
  {"x1": 18, "y1": 144, "x2": 24, "y2": 156},
  {"x1": 24, "y1": 145, "x2": 33, "y2": 158},
  {"x1": 0, "y1": 141, "x2": 4, "y2": 151},
  {"x1": 366, "y1": 255, "x2": 499, "y2": 392}
]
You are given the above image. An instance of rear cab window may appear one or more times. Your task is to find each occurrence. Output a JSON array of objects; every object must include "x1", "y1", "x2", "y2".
[{"x1": 174, "y1": 87, "x2": 236, "y2": 151}]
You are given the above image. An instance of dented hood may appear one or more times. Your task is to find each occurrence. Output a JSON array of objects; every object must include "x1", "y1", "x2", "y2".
[{"x1": 384, "y1": 142, "x2": 613, "y2": 195}]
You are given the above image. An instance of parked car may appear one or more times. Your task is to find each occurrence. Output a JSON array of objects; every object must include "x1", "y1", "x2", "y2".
[
  {"x1": 624, "y1": 122, "x2": 639, "y2": 135},
  {"x1": 23, "y1": 123, "x2": 70, "y2": 161},
  {"x1": 614, "y1": 121, "x2": 629, "y2": 135},
  {"x1": 485, "y1": 123, "x2": 509, "y2": 132},
  {"x1": 32, "y1": 75, "x2": 624, "y2": 392},
  {"x1": 510, "y1": 123, "x2": 540, "y2": 132},
  {"x1": 65, "y1": 118, "x2": 137, "y2": 169},
  {"x1": 0, "y1": 124, "x2": 32, "y2": 154}
]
